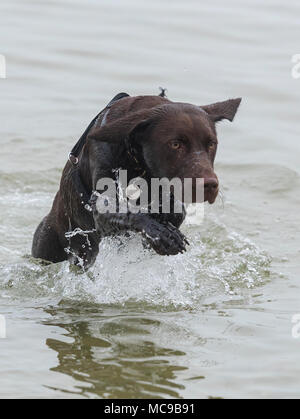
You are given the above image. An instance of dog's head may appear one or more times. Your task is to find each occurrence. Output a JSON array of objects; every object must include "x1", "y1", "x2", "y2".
[{"x1": 127, "y1": 98, "x2": 241, "y2": 204}]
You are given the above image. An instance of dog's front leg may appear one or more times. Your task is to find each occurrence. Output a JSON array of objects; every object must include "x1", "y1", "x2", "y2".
[
  {"x1": 65, "y1": 228, "x2": 100, "y2": 269},
  {"x1": 92, "y1": 208, "x2": 188, "y2": 256}
]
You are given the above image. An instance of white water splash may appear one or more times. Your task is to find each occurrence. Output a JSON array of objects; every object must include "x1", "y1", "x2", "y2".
[{"x1": 0, "y1": 216, "x2": 271, "y2": 310}]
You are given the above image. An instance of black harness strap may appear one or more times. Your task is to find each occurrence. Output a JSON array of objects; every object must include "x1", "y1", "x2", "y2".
[
  {"x1": 68, "y1": 93, "x2": 129, "y2": 209},
  {"x1": 68, "y1": 92, "x2": 130, "y2": 165},
  {"x1": 72, "y1": 169, "x2": 93, "y2": 210}
]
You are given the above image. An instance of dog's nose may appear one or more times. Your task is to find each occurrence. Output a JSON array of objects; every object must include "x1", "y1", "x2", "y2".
[{"x1": 204, "y1": 177, "x2": 219, "y2": 191}]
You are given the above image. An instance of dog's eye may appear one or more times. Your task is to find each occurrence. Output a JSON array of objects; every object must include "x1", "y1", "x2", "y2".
[
  {"x1": 170, "y1": 141, "x2": 182, "y2": 150},
  {"x1": 208, "y1": 141, "x2": 217, "y2": 151}
]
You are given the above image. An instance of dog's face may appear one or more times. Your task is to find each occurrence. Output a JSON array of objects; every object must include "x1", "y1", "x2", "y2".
[{"x1": 130, "y1": 99, "x2": 241, "y2": 204}]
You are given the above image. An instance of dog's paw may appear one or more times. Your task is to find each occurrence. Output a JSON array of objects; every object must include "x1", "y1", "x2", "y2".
[{"x1": 142, "y1": 221, "x2": 189, "y2": 256}]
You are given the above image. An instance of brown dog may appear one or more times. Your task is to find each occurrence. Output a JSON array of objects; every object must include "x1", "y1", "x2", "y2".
[{"x1": 32, "y1": 92, "x2": 241, "y2": 268}]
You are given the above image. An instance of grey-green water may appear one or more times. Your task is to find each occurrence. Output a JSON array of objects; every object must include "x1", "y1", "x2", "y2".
[{"x1": 0, "y1": 0, "x2": 300, "y2": 398}]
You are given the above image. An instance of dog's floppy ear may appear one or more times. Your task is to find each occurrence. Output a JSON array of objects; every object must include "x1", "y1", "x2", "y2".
[
  {"x1": 201, "y1": 98, "x2": 242, "y2": 122},
  {"x1": 126, "y1": 117, "x2": 155, "y2": 153},
  {"x1": 88, "y1": 109, "x2": 156, "y2": 145},
  {"x1": 129, "y1": 118, "x2": 154, "y2": 141}
]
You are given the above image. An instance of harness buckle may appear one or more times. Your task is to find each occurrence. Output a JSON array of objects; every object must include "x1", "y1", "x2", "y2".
[{"x1": 69, "y1": 153, "x2": 79, "y2": 166}]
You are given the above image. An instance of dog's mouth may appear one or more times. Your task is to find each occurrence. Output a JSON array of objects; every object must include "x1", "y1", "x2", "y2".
[
  {"x1": 205, "y1": 187, "x2": 219, "y2": 204},
  {"x1": 204, "y1": 176, "x2": 219, "y2": 204},
  {"x1": 188, "y1": 188, "x2": 218, "y2": 204}
]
